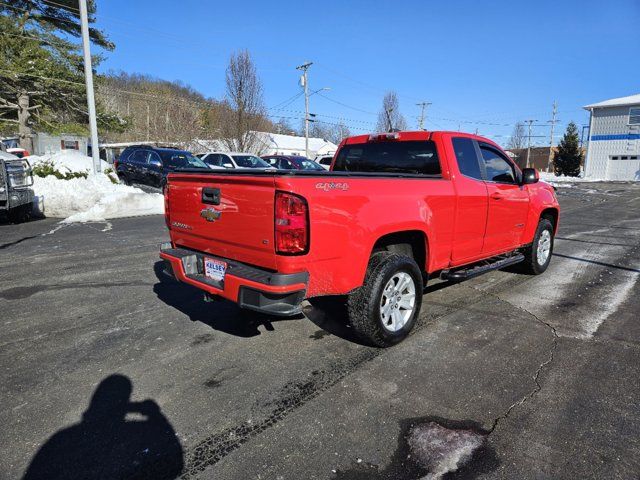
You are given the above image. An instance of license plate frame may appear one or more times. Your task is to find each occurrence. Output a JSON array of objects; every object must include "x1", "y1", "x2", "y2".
[{"x1": 204, "y1": 257, "x2": 227, "y2": 284}]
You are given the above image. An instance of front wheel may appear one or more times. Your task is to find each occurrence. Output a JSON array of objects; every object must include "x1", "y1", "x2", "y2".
[
  {"x1": 8, "y1": 203, "x2": 32, "y2": 223},
  {"x1": 520, "y1": 218, "x2": 554, "y2": 275},
  {"x1": 347, "y1": 252, "x2": 423, "y2": 347}
]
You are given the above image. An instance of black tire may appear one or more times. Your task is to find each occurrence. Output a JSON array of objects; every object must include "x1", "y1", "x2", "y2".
[
  {"x1": 347, "y1": 252, "x2": 423, "y2": 347},
  {"x1": 119, "y1": 172, "x2": 131, "y2": 185},
  {"x1": 8, "y1": 203, "x2": 32, "y2": 223},
  {"x1": 520, "y1": 218, "x2": 554, "y2": 275}
]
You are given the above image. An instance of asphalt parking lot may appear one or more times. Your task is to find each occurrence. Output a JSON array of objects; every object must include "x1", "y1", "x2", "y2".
[{"x1": 1, "y1": 181, "x2": 639, "y2": 480}]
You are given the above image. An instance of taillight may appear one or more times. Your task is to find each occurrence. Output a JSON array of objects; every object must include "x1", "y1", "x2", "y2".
[{"x1": 275, "y1": 191, "x2": 308, "y2": 255}]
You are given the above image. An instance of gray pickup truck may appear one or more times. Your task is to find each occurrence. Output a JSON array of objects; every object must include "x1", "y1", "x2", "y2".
[{"x1": 0, "y1": 149, "x2": 34, "y2": 223}]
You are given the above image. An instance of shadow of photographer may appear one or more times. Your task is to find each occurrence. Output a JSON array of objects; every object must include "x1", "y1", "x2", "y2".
[{"x1": 23, "y1": 374, "x2": 184, "y2": 480}]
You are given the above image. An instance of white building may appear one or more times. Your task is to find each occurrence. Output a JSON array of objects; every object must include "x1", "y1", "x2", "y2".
[
  {"x1": 255, "y1": 132, "x2": 338, "y2": 158},
  {"x1": 584, "y1": 93, "x2": 640, "y2": 180}
]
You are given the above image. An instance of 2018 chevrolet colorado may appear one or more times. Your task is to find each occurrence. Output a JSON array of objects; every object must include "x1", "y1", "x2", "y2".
[{"x1": 160, "y1": 131, "x2": 560, "y2": 347}]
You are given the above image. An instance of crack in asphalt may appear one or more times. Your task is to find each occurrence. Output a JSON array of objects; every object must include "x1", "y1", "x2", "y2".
[{"x1": 472, "y1": 287, "x2": 559, "y2": 435}]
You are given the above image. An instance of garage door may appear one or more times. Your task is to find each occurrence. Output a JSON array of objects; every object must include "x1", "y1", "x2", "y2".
[{"x1": 606, "y1": 155, "x2": 640, "y2": 180}]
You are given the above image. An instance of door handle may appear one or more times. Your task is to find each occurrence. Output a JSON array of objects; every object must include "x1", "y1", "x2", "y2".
[
  {"x1": 490, "y1": 192, "x2": 503, "y2": 200},
  {"x1": 202, "y1": 187, "x2": 220, "y2": 205}
]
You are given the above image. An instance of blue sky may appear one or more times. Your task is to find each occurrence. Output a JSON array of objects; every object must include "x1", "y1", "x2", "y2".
[{"x1": 94, "y1": 0, "x2": 640, "y2": 146}]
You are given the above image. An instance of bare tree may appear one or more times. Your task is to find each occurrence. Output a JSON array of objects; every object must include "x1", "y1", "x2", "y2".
[
  {"x1": 220, "y1": 50, "x2": 269, "y2": 153},
  {"x1": 507, "y1": 122, "x2": 526, "y2": 150},
  {"x1": 375, "y1": 91, "x2": 407, "y2": 132}
]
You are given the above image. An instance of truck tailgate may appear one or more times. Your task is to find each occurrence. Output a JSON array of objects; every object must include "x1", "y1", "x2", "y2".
[{"x1": 166, "y1": 173, "x2": 278, "y2": 270}]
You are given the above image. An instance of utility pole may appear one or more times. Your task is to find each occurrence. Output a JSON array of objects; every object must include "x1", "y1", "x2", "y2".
[
  {"x1": 546, "y1": 101, "x2": 558, "y2": 172},
  {"x1": 79, "y1": 0, "x2": 100, "y2": 174},
  {"x1": 296, "y1": 61, "x2": 313, "y2": 158},
  {"x1": 524, "y1": 119, "x2": 537, "y2": 168},
  {"x1": 416, "y1": 102, "x2": 432, "y2": 130}
]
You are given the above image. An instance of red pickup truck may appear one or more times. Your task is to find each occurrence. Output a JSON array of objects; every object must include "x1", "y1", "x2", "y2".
[{"x1": 160, "y1": 131, "x2": 559, "y2": 347}]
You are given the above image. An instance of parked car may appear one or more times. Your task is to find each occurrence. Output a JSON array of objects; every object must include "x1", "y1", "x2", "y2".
[
  {"x1": 199, "y1": 152, "x2": 272, "y2": 170},
  {"x1": 0, "y1": 150, "x2": 34, "y2": 223},
  {"x1": 6, "y1": 148, "x2": 30, "y2": 158},
  {"x1": 160, "y1": 131, "x2": 559, "y2": 347},
  {"x1": 115, "y1": 145, "x2": 208, "y2": 188},
  {"x1": 261, "y1": 155, "x2": 325, "y2": 171},
  {"x1": 315, "y1": 155, "x2": 334, "y2": 170}
]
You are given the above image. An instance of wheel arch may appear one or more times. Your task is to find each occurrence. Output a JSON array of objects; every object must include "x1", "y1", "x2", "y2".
[
  {"x1": 540, "y1": 207, "x2": 559, "y2": 233},
  {"x1": 370, "y1": 230, "x2": 429, "y2": 273}
]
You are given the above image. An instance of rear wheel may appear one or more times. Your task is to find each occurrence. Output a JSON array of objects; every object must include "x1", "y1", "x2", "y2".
[
  {"x1": 347, "y1": 252, "x2": 423, "y2": 347},
  {"x1": 8, "y1": 203, "x2": 32, "y2": 223},
  {"x1": 119, "y1": 172, "x2": 131, "y2": 185},
  {"x1": 520, "y1": 218, "x2": 554, "y2": 274}
]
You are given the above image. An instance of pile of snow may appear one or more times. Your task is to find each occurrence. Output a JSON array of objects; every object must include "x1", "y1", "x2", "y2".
[
  {"x1": 29, "y1": 149, "x2": 111, "y2": 175},
  {"x1": 539, "y1": 171, "x2": 605, "y2": 186},
  {"x1": 407, "y1": 422, "x2": 485, "y2": 479},
  {"x1": 29, "y1": 150, "x2": 163, "y2": 222}
]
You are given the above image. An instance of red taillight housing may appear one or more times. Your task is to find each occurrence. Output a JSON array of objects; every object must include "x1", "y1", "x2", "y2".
[{"x1": 275, "y1": 191, "x2": 309, "y2": 255}]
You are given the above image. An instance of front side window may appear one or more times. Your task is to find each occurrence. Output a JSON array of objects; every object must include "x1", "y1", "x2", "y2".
[
  {"x1": 480, "y1": 146, "x2": 517, "y2": 184},
  {"x1": 333, "y1": 140, "x2": 440, "y2": 175},
  {"x1": 452, "y1": 137, "x2": 482, "y2": 180},
  {"x1": 629, "y1": 107, "x2": 640, "y2": 125}
]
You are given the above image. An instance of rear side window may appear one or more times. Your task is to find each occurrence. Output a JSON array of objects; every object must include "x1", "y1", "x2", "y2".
[
  {"x1": 333, "y1": 140, "x2": 440, "y2": 175},
  {"x1": 479, "y1": 145, "x2": 517, "y2": 184},
  {"x1": 130, "y1": 150, "x2": 149, "y2": 164},
  {"x1": 452, "y1": 138, "x2": 482, "y2": 180},
  {"x1": 205, "y1": 154, "x2": 223, "y2": 167}
]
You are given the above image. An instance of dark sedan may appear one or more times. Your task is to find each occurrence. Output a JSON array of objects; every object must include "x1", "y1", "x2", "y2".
[{"x1": 261, "y1": 155, "x2": 325, "y2": 171}]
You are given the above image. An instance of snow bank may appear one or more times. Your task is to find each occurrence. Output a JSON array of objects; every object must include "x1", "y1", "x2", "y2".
[
  {"x1": 539, "y1": 172, "x2": 605, "y2": 186},
  {"x1": 29, "y1": 149, "x2": 111, "y2": 174},
  {"x1": 407, "y1": 422, "x2": 485, "y2": 479},
  {"x1": 33, "y1": 174, "x2": 163, "y2": 222},
  {"x1": 30, "y1": 150, "x2": 164, "y2": 222}
]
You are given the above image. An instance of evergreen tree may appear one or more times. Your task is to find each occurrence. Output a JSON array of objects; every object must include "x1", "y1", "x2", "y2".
[
  {"x1": 553, "y1": 121, "x2": 583, "y2": 177},
  {"x1": 0, "y1": 1, "x2": 118, "y2": 150}
]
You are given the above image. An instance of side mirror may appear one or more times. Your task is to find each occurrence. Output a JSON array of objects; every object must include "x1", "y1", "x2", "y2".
[
  {"x1": 149, "y1": 158, "x2": 162, "y2": 168},
  {"x1": 521, "y1": 168, "x2": 539, "y2": 185}
]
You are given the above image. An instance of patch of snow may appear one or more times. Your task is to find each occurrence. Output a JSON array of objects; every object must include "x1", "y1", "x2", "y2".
[
  {"x1": 578, "y1": 271, "x2": 638, "y2": 338},
  {"x1": 407, "y1": 422, "x2": 485, "y2": 480},
  {"x1": 29, "y1": 150, "x2": 111, "y2": 174},
  {"x1": 33, "y1": 174, "x2": 163, "y2": 222},
  {"x1": 539, "y1": 172, "x2": 605, "y2": 187}
]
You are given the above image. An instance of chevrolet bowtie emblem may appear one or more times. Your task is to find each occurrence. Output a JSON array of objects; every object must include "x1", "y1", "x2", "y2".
[{"x1": 200, "y1": 208, "x2": 222, "y2": 222}]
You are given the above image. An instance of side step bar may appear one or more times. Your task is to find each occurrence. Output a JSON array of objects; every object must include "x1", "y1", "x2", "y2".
[{"x1": 440, "y1": 253, "x2": 525, "y2": 282}]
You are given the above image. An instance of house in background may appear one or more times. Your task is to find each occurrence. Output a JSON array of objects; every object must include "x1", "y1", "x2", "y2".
[
  {"x1": 2, "y1": 133, "x2": 89, "y2": 156},
  {"x1": 256, "y1": 132, "x2": 338, "y2": 158},
  {"x1": 584, "y1": 93, "x2": 640, "y2": 180},
  {"x1": 186, "y1": 132, "x2": 339, "y2": 159}
]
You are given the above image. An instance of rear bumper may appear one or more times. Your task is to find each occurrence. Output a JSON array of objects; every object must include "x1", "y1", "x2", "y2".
[{"x1": 159, "y1": 244, "x2": 308, "y2": 316}]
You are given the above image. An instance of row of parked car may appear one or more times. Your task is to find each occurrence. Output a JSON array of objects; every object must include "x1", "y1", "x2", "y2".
[{"x1": 114, "y1": 144, "x2": 334, "y2": 189}]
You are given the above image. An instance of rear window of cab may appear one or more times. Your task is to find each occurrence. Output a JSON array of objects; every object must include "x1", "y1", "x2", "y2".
[{"x1": 332, "y1": 140, "x2": 441, "y2": 175}]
